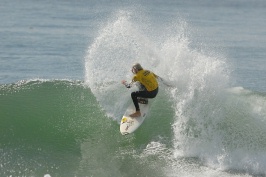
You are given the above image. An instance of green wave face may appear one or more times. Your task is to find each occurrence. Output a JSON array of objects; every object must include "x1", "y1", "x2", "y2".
[{"x1": 0, "y1": 80, "x2": 173, "y2": 177}]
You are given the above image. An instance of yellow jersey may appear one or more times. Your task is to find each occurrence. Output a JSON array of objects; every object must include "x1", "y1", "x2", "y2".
[{"x1": 132, "y1": 70, "x2": 158, "y2": 91}]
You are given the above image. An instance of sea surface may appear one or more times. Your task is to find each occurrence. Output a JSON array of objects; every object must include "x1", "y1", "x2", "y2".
[{"x1": 0, "y1": 0, "x2": 266, "y2": 177}]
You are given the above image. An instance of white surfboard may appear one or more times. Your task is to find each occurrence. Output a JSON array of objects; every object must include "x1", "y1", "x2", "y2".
[{"x1": 120, "y1": 99, "x2": 150, "y2": 135}]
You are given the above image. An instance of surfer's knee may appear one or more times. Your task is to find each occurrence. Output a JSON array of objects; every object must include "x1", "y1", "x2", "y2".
[{"x1": 131, "y1": 91, "x2": 137, "y2": 98}]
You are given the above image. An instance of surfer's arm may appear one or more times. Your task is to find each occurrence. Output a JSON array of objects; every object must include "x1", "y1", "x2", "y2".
[
  {"x1": 153, "y1": 73, "x2": 159, "y2": 79},
  {"x1": 153, "y1": 73, "x2": 164, "y2": 82},
  {"x1": 153, "y1": 73, "x2": 173, "y2": 87},
  {"x1": 153, "y1": 73, "x2": 162, "y2": 81},
  {"x1": 121, "y1": 80, "x2": 134, "y2": 88}
]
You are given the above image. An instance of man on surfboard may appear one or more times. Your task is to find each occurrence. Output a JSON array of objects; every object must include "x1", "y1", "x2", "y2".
[{"x1": 121, "y1": 63, "x2": 159, "y2": 117}]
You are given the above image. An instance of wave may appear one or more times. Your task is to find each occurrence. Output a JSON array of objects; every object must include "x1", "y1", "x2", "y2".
[
  {"x1": 84, "y1": 9, "x2": 266, "y2": 177},
  {"x1": 0, "y1": 80, "x2": 100, "y2": 176},
  {"x1": 1, "y1": 75, "x2": 266, "y2": 176},
  {"x1": 1, "y1": 9, "x2": 266, "y2": 177},
  {"x1": 0, "y1": 79, "x2": 173, "y2": 177}
]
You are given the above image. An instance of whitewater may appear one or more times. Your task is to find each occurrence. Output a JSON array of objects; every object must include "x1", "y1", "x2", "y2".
[
  {"x1": 84, "y1": 9, "x2": 266, "y2": 177},
  {"x1": 0, "y1": 0, "x2": 266, "y2": 177}
]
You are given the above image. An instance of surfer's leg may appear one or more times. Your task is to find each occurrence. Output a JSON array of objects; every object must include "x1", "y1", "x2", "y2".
[
  {"x1": 131, "y1": 91, "x2": 140, "y2": 111},
  {"x1": 130, "y1": 91, "x2": 141, "y2": 117},
  {"x1": 135, "y1": 88, "x2": 158, "y2": 99},
  {"x1": 130, "y1": 88, "x2": 158, "y2": 117}
]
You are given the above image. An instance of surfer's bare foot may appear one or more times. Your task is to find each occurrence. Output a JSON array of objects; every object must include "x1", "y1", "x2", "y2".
[{"x1": 130, "y1": 111, "x2": 141, "y2": 117}]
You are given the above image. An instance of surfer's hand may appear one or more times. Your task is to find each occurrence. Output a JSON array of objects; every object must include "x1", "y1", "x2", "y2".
[
  {"x1": 122, "y1": 80, "x2": 131, "y2": 88},
  {"x1": 121, "y1": 80, "x2": 127, "y2": 85}
]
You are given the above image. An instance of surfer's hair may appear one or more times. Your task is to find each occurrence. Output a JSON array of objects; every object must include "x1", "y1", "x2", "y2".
[{"x1": 132, "y1": 63, "x2": 143, "y2": 71}]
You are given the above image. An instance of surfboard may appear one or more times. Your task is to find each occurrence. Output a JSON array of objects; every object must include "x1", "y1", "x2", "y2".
[{"x1": 120, "y1": 98, "x2": 150, "y2": 135}]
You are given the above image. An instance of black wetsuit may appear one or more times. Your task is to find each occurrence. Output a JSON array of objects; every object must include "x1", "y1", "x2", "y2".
[{"x1": 131, "y1": 87, "x2": 158, "y2": 111}]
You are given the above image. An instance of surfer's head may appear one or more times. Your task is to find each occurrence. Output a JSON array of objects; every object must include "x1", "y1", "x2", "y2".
[{"x1": 132, "y1": 63, "x2": 143, "y2": 74}]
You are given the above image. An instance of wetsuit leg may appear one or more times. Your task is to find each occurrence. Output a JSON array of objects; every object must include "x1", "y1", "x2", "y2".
[{"x1": 131, "y1": 88, "x2": 158, "y2": 111}]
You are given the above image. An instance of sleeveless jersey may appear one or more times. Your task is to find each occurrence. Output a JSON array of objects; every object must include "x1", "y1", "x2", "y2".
[{"x1": 133, "y1": 70, "x2": 158, "y2": 91}]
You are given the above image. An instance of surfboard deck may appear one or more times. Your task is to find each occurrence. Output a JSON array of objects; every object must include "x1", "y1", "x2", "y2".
[{"x1": 120, "y1": 101, "x2": 150, "y2": 135}]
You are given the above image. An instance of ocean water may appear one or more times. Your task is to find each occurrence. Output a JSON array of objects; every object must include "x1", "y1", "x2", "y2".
[{"x1": 1, "y1": 0, "x2": 266, "y2": 177}]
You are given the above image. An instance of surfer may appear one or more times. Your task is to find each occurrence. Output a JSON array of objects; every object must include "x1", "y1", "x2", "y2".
[{"x1": 121, "y1": 63, "x2": 159, "y2": 117}]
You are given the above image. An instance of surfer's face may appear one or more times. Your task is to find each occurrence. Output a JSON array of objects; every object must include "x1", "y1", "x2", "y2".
[{"x1": 132, "y1": 67, "x2": 137, "y2": 74}]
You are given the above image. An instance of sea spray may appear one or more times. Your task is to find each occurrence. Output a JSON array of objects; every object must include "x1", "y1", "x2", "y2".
[
  {"x1": 167, "y1": 35, "x2": 266, "y2": 174},
  {"x1": 85, "y1": 9, "x2": 169, "y2": 120},
  {"x1": 84, "y1": 8, "x2": 266, "y2": 176}
]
